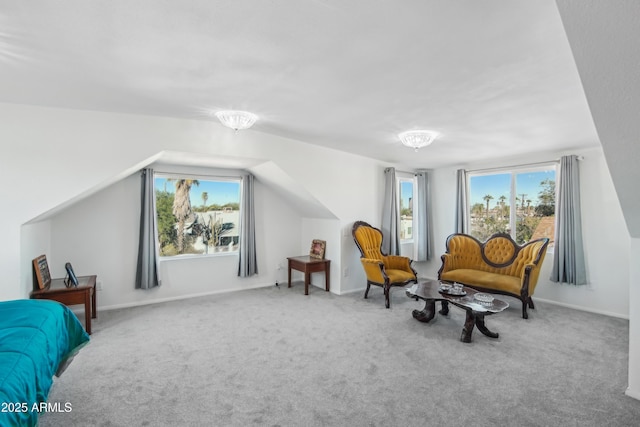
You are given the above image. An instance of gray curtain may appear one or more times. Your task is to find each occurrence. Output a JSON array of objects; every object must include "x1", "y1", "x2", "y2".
[
  {"x1": 415, "y1": 170, "x2": 432, "y2": 261},
  {"x1": 238, "y1": 173, "x2": 258, "y2": 277},
  {"x1": 135, "y1": 168, "x2": 160, "y2": 289},
  {"x1": 381, "y1": 167, "x2": 400, "y2": 255},
  {"x1": 455, "y1": 169, "x2": 468, "y2": 234},
  {"x1": 551, "y1": 155, "x2": 587, "y2": 285}
]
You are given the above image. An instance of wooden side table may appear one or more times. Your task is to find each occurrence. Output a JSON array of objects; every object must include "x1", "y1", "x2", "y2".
[
  {"x1": 287, "y1": 256, "x2": 330, "y2": 295},
  {"x1": 30, "y1": 275, "x2": 97, "y2": 334}
]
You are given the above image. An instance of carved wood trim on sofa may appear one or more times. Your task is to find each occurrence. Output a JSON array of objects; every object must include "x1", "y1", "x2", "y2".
[{"x1": 437, "y1": 233, "x2": 549, "y2": 319}]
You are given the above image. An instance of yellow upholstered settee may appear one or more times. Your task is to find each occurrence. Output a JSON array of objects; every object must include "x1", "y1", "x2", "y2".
[
  {"x1": 352, "y1": 221, "x2": 418, "y2": 308},
  {"x1": 438, "y1": 233, "x2": 549, "y2": 319}
]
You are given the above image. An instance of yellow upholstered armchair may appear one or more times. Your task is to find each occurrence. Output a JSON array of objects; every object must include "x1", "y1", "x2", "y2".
[{"x1": 352, "y1": 221, "x2": 418, "y2": 308}]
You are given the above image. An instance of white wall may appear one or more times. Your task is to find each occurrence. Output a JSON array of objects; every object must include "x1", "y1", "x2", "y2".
[
  {"x1": 47, "y1": 170, "x2": 302, "y2": 309},
  {"x1": 555, "y1": 0, "x2": 640, "y2": 400},
  {"x1": 340, "y1": 220, "x2": 367, "y2": 294},
  {"x1": 20, "y1": 221, "x2": 53, "y2": 295},
  {"x1": 297, "y1": 218, "x2": 340, "y2": 292},
  {"x1": 0, "y1": 103, "x2": 387, "y2": 303},
  {"x1": 534, "y1": 148, "x2": 630, "y2": 317},
  {"x1": 412, "y1": 166, "x2": 460, "y2": 276},
  {"x1": 413, "y1": 146, "x2": 630, "y2": 318},
  {"x1": 2, "y1": 103, "x2": 630, "y2": 318},
  {"x1": 628, "y1": 238, "x2": 640, "y2": 399},
  {"x1": 337, "y1": 165, "x2": 388, "y2": 295}
]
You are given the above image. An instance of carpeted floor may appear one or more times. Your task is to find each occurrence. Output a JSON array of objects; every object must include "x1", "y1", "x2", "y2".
[{"x1": 40, "y1": 282, "x2": 640, "y2": 426}]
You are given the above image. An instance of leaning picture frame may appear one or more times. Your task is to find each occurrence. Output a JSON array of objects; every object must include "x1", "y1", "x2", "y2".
[
  {"x1": 64, "y1": 262, "x2": 79, "y2": 288},
  {"x1": 309, "y1": 239, "x2": 326, "y2": 259},
  {"x1": 32, "y1": 254, "x2": 52, "y2": 290}
]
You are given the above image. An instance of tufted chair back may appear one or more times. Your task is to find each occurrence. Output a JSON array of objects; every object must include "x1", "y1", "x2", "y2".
[{"x1": 352, "y1": 221, "x2": 385, "y2": 260}]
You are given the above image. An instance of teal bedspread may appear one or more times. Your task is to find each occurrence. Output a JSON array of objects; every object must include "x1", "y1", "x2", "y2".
[{"x1": 0, "y1": 299, "x2": 90, "y2": 427}]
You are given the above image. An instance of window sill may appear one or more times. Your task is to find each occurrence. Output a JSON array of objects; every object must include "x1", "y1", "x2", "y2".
[{"x1": 159, "y1": 251, "x2": 239, "y2": 262}]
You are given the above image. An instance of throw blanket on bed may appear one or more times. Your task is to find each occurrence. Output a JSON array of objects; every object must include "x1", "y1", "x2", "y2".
[{"x1": 0, "y1": 299, "x2": 90, "y2": 427}]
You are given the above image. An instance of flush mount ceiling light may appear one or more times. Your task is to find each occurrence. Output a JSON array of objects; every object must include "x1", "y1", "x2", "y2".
[
  {"x1": 398, "y1": 130, "x2": 439, "y2": 151},
  {"x1": 214, "y1": 110, "x2": 258, "y2": 131}
]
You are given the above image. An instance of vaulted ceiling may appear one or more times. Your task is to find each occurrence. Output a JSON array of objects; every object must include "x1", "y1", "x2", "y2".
[{"x1": 0, "y1": 0, "x2": 600, "y2": 169}]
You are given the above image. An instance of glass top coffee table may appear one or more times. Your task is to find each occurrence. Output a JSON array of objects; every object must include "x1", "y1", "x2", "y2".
[{"x1": 406, "y1": 279, "x2": 509, "y2": 343}]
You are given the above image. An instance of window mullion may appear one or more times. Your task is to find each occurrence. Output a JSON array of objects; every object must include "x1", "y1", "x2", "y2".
[{"x1": 509, "y1": 172, "x2": 516, "y2": 240}]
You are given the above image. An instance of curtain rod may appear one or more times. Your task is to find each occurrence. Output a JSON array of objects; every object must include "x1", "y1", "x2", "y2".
[
  {"x1": 465, "y1": 156, "x2": 583, "y2": 174},
  {"x1": 151, "y1": 170, "x2": 245, "y2": 180},
  {"x1": 386, "y1": 167, "x2": 415, "y2": 176},
  {"x1": 386, "y1": 167, "x2": 429, "y2": 176}
]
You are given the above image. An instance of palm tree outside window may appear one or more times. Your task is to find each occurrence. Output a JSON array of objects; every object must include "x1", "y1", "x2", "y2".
[
  {"x1": 467, "y1": 165, "x2": 556, "y2": 246},
  {"x1": 154, "y1": 174, "x2": 242, "y2": 257}
]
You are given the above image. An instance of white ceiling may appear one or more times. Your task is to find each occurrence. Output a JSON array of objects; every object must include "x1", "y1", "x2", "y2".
[{"x1": 0, "y1": 0, "x2": 600, "y2": 169}]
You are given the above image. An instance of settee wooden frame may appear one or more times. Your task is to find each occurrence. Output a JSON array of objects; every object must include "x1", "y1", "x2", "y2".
[{"x1": 437, "y1": 233, "x2": 549, "y2": 319}]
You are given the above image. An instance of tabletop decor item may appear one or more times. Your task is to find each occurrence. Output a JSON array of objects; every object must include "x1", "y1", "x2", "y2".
[
  {"x1": 64, "y1": 262, "x2": 79, "y2": 287},
  {"x1": 32, "y1": 255, "x2": 51, "y2": 290},
  {"x1": 309, "y1": 239, "x2": 326, "y2": 259},
  {"x1": 474, "y1": 293, "x2": 495, "y2": 305}
]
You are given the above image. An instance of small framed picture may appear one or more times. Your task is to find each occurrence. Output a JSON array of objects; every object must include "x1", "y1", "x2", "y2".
[
  {"x1": 32, "y1": 255, "x2": 51, "y2": 290},
  {"x1": 309, "y1": 239, "x2": 326, "y2": 259},
  {"x1": 64, "y1": 262, "x2": 79, "y2": 287}
]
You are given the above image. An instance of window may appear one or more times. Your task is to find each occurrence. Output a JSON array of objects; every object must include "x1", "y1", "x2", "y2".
[
  {"x1": 468, "y1": 165, "x2": 556, "y2": 247},
  {"x1": 154, "y1": 175, "x2": 241, "y2": 257},
  {"x1": 399, "y1": 177, "x2": 414, "y2": 241}
]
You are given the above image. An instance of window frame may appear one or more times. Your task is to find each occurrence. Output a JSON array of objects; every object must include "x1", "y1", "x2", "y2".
[
  {"x1": 153, "y1": 172, "x2": 243, "y2": 260},
  {"x1": 466, "y1": 162, "x2": 557, "y2": 246},
  {"x1": 397, "y1": 173, "x2": 416, "y2": 243}
]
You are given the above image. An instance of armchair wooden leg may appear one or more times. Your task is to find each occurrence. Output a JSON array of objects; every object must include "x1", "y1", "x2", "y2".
[
  {"x1": 521, "y1": 297, "x2": 534, "y2": 319},
  {"x1": 384, "y1": 285, "x2": 391, "y2": 309},
  {"x1": 364, "y1": 283, "x2": 371, "y2": 299}
]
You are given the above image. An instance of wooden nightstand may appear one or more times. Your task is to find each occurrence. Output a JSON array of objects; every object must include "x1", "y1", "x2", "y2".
[
  {"x1": 30, "y1": 275, "x2": 97, "y2": 334},
  {"x1": 287, "y1": 256, "x2": 330, "y2": 295}
]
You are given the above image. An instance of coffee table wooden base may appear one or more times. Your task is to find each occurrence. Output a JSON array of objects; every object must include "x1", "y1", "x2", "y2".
[
  {"x1": 413, "y1": 300, "x2": 500, "y2": 343},
  {"x1": 408, "y1": 280, "x2": 508, "y2": 343}
]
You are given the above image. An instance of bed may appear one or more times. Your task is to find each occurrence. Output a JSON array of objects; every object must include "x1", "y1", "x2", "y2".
[{"x1": 0, "y1": 299, "x2": 90, "y2": 427}]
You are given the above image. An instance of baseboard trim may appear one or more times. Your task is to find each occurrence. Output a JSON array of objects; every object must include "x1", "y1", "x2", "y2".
[
  {"x1": 81, "y1": 282, "x2": 629, "y2": 320},
  {"x1": 625, "y1": 387, "x2": 640, "y2": 401},
  {"x1": 338, "y1": 283, "x2": 426, "y2": 296},
  {"x1": 336, "y1": 287, "x2": 366, "y2": 296},
  {"x1": 534, "y1": 297, "x2": 629, "y2": 320},
  {"x1": 418, "y1": 276, "x2": 629, "y2": 319},
  {"x1": 96, "y1": 282, "x2": 275, "y2": 312}
]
